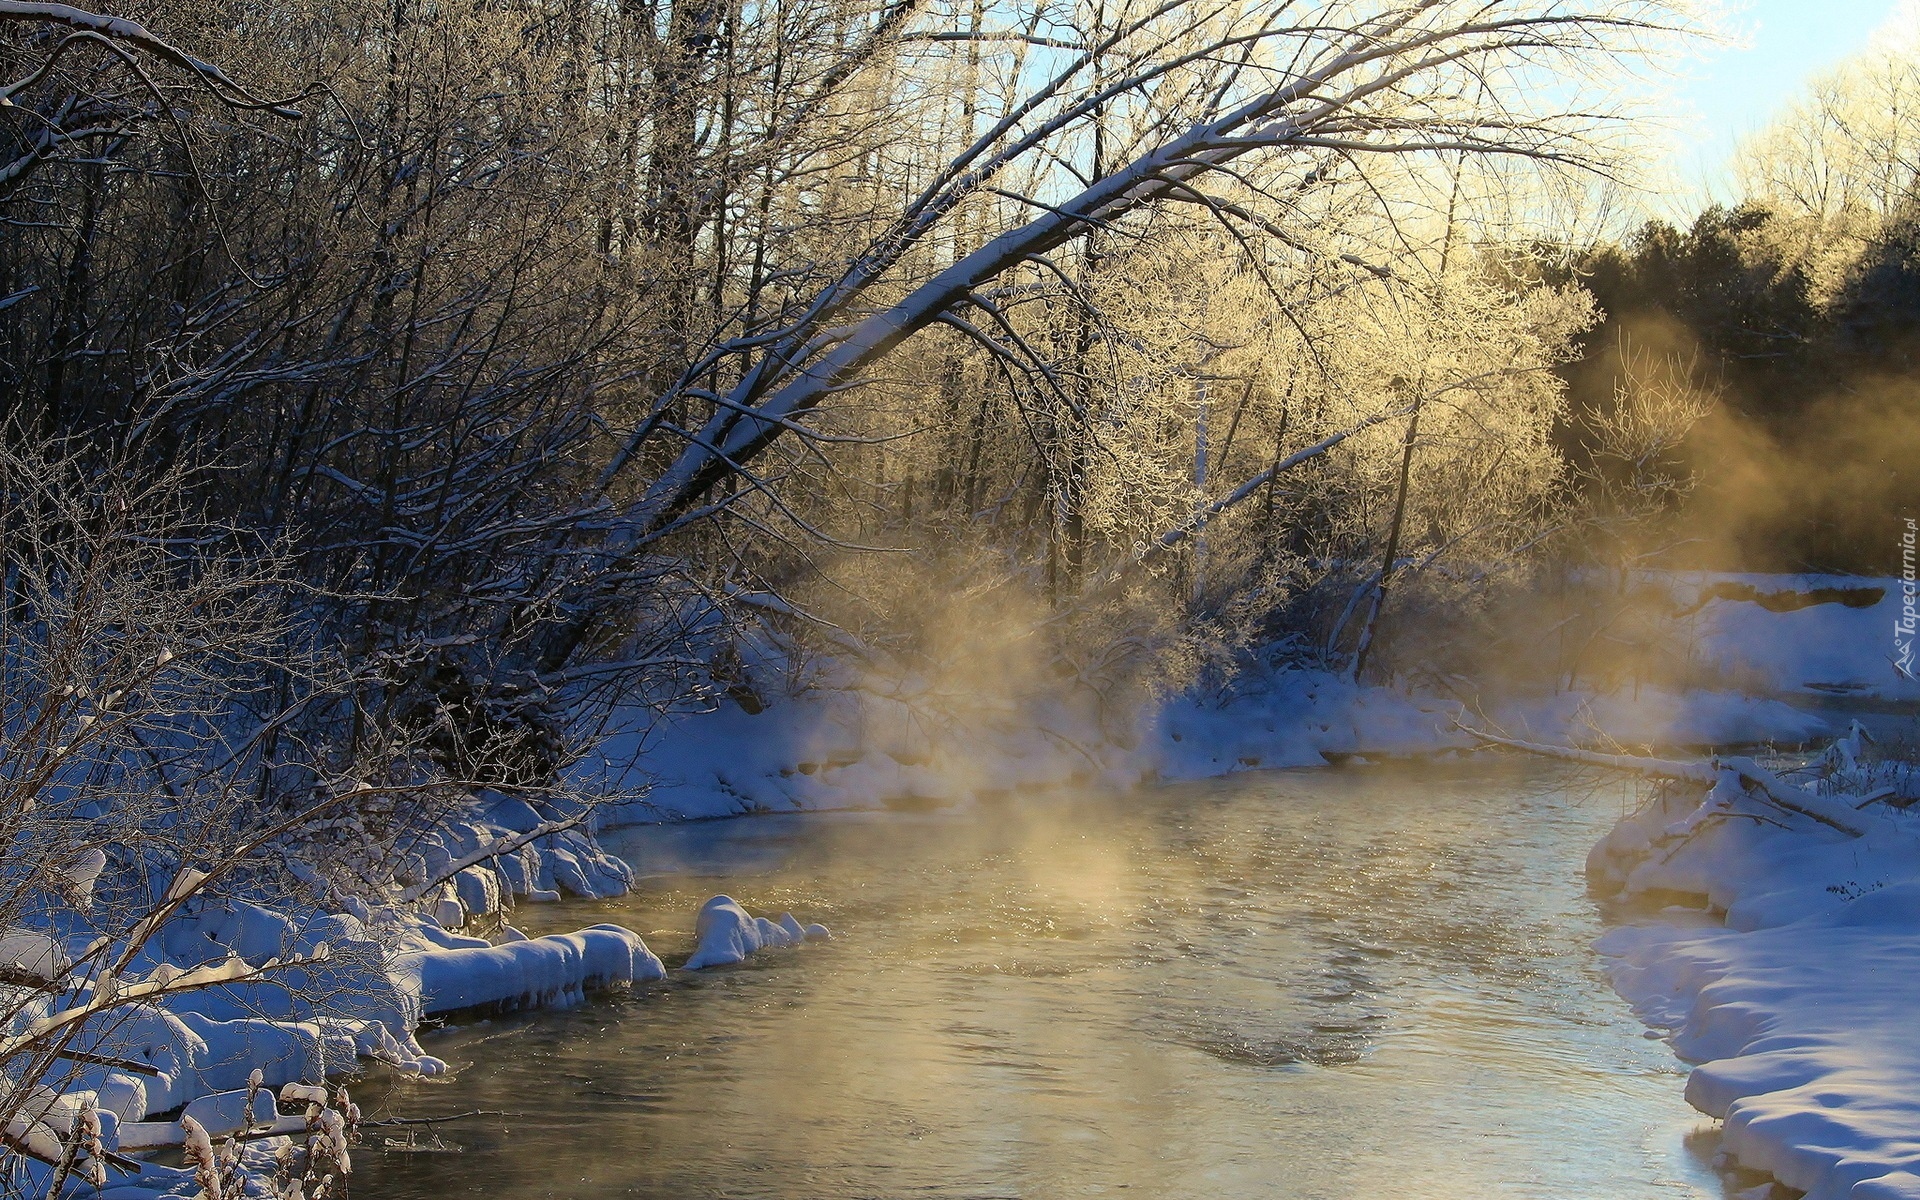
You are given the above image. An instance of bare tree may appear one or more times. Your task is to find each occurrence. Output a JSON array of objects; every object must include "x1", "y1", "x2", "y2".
[{"x1": 0, "y1": 430, "x2": 455, "y2": 1195}]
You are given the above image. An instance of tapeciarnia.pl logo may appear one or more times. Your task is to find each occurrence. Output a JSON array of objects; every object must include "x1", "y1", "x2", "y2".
[{"x1": 1899, "y1": 517, "x2": 1918, "y2": 680}]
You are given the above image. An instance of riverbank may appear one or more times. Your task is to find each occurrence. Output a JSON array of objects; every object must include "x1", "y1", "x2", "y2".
[
  {"x1": 1587, "y1": 727, "x2": 1920, "y2": 1200},
  {"x1": 585, "y1": 570, "x2": 1901, "y2": 822}
]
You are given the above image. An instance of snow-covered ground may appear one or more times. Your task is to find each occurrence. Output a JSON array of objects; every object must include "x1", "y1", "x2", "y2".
[
  {"x1": 4, "y1": 794, "x2": 829, "y2": 1198},
  {"x1": 584, "y1": 674, "x2": 1829, "y2": 824},
  {"x1": 1556, "y1": 577, "x2": 1920, "y2": 1197},
  {"x1": 573, "y1": 572, "x2": 1920, "y2": 1200},
  {"x1": 579, "y1": 571, "x2": 1894, "y2": 823},
  {"x1": 1587, "y1": 729, "x2": 1920, "y2": 1200},
  {"x1": 1655, "y1": 573, "x2": 1917, "y2": 704}
]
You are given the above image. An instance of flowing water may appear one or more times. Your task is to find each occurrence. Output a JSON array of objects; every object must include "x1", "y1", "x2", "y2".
[{"x1": 358, "y1": 760, "x2": 1725, "y2": 1199}]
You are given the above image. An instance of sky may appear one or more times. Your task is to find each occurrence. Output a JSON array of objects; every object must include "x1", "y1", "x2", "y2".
[{"x1": 1653, "y1": 0, "x2": 1912, "y2": 212}]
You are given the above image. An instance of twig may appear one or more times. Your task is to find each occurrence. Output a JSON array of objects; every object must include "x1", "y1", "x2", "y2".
[{"x1": 360, "y1": 1111, "x2": 505, "y2": 1127}]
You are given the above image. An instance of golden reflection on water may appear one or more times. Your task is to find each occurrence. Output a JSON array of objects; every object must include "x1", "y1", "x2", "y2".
[{"x1": 358, "y1": 761, "x2": 1725, "y2": 1200}]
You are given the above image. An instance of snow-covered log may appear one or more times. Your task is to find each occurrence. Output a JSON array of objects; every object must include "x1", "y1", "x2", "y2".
[
  {"x1": 1464, "y1": 727, "x2": 1867, "y2": 836},
  {"x1": 395, "y1": 925, "x2": 666, "y2": 1018},
  {"x1": 683, "y1": 896, "x2": 830, "y2": 970}
]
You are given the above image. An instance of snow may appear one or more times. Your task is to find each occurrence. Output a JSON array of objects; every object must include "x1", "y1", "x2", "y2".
[
  {"x1": 0, "y1": 788, "x2": 693, "y2": 1195},
  {"x1": 0, "y1": 928, "x2": 69, "y2": 980},
  {"x1": 570, "y1": 570, "x2": 1908, "y2": 826},
  {"x1": 1646, "y1": 572, "x2": 1919, "y2": 703},
  {"x1": 0, "y1": 805, "x2": 827, "y2": 1198},
  {"x1": 1486, "y1": 685, "x2": 1829, "y2": 751},
  {"x1": 179, "y1": 1087, "x2": 276, "y2": 1138},
  {"x1": 23, "y1": 571, "x2": 1892, "y2": 1197},
  {"x1": 586, "y1": 666, "x2": 1833, "y2": 825},
  {"x1": 397, "y1": 925, "x2": 667, "y2": 1016},
  {"x1": 682, "y1": 896, "x2": 829, "y2": 970},
  {"x1": 1591, "y1": 740, "x2": 1920, "y2": 1199}
]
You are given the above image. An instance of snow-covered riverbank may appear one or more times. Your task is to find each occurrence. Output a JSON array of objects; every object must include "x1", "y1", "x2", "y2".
[
  {"x1": 592, "y1": 669, "x2": 1828, "y2": 823},
  {"x1": 4, "y1": 797, "x2": 829, "y2": 1198},
  {"x1": 1544, "y1": 574, "x2": 1920, "y2": 1199},
  {"x1": 1587, "y1": 730, "x2": 1920, "y2": 1200},
  {"x1": 590, "y1": 570, "x2": 1904, "y2": 821}
]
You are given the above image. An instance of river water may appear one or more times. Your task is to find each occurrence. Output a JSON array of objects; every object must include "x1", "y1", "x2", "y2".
[{"x1": 358, "y1": 760, "x2": 1724, "y2": 1199}]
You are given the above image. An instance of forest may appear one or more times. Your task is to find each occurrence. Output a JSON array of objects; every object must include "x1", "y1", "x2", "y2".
[
  {"x1": 1560, "y1": 49, "x2": 1920, "y2": 574},
  {"x1": 3, "y1": 1, "x2": 1920, "y2": 1198},
  {"x1": 0, "y1": 0, "x2": 1694, "y2": 767}
]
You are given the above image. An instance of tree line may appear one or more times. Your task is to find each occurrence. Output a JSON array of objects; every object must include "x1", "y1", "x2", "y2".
[{"x1": 1556, "y1": 46, "x2": 1920, "y2": 574}]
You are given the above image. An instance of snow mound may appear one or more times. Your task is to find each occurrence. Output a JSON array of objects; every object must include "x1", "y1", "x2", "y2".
[
  {"x1": 402, "y1": 797, "x2": 636, "y2": 926},
  {"x1": 682, "y1": 895, "x2": 829, "y2": 970},
  {"x1": 1146, "y1": 669, "x2": 1467, "y2": 775},
  {"x1": 1604, "y1": 907, "x2": 1920, "y2": 1200},
  {"x1": 398, "y1": 924, "x2": 666, "y2": 1017},
  {"x1": 0, "y1": 786, "x2": 668, "y2": 1198}
]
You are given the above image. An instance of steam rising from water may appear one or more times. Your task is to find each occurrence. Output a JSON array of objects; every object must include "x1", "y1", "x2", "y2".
[{"x1": 360, "y1": 762, "x2": 1720, "y2": 1200}]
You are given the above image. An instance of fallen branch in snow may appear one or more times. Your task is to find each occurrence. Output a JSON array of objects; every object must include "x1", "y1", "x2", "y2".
[
  {"x1": 1460, "y1": 726, "x2": 1867, "y2": 837},
  {"x1": 48, "y1": 1049, "x2": 161, "y2": 1076},
  {"x1": 1719, "y1": 755, "x2": 1870, "y2": 836},
  {"x1": 1851, "y1": 786, "x2": 1901, "y2": 809},
  {"x1": 1460, "y1": 727, "x2": 1716, "y2": 781}
]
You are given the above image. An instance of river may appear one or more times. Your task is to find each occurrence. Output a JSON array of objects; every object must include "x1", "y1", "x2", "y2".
[{"x1": 357, "y1": 759, "x2": 1725, "y2": 1199}]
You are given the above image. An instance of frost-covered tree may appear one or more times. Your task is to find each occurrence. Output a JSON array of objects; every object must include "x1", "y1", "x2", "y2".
[
  {"x1": 0, "y1": 435, "x2": 424, "y2": 1194},
  {"x1": 1736, "y1": 47, "x2": 1920, "y2": 228},
  {"x1": 0, "y1": 0, "x2": 1700, "y2": 759}
]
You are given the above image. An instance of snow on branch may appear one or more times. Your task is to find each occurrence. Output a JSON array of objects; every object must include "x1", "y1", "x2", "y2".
[
  {"x1": 0, "y1": 1, "x2": 304, "y2": 199},
  {"x1": 0, "y1": 2, "x2": 303, "y2": 116},
  {"x1": 595, "y1": 2, "x2": 1684, "y2": 555}
]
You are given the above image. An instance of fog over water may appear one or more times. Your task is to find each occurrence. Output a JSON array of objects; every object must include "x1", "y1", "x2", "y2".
[{"x1": 360, "y1": 761, "x2": 1722, "y2": 1200}]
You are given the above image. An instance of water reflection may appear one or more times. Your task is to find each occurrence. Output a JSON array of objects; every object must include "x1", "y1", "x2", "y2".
[{"x1": 358, "y1": 760, "x2": 1724, "y2": 1199}]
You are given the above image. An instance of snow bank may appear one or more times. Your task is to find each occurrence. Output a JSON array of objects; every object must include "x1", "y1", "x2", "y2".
[
  {"x1": 1593, "y1": 734, "x2": 1920, "y2": 1199},
  {"x1": 1486, "y1": 685, "x2": 1829, "y2": 752},
  {"x1": 1644, "y1": 572, "x2": 1919, "y2": 703},
  {"x1": 582, "y1": 685, "x2": 1085, "y2": 822},
  {"x1": 397, "y1": 924, "x2": 666, "y2": 1016},
  {"x1": 400, "y1": 795, "x2": 637, "y2": 923},
  {"x1": 682, "y1": 896, "x2": 829, "y2": 970},
  {"x1": 1145, "y1": 669, "x2": 1465, "y2": 775},
  {"x1": 0, "y1": 786, "x2": 674, "y2": 1188},
  {"x1": 20, "y1": 904, "x2": 685, "y2": 1195},
  {"x1": 574, "y1": 571, "x2": 1876, "y2": 825},
  {"x1": 56, "y1": 571, "x2": 1856, "y2": 1195}
]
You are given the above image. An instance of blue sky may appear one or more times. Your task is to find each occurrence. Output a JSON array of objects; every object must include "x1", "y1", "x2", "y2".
[{"x1": 1658, "y1": 0, "x2": 1909, "y2": 207}]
